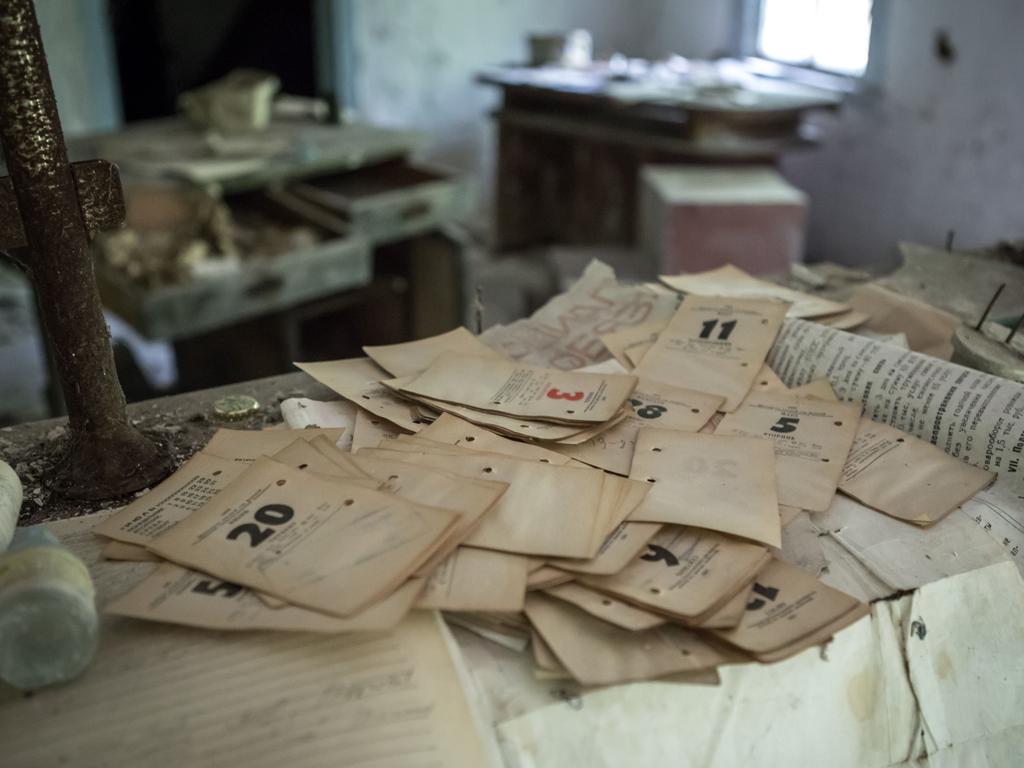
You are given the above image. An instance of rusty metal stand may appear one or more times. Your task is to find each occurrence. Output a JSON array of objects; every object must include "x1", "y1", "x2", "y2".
[{"x1": 0, "y1": 0, "x2": 169, "y2": 498}]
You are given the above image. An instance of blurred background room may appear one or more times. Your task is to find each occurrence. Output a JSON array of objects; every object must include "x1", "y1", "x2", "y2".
[{"x1": 2, "y1": 0, "x2": 1021, "y2": 424}]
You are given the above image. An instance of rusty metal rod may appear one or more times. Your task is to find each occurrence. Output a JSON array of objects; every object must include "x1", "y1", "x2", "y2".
[
  {"x1": 1005, "y1": 312, "x2": 1024, "y2": 346},
  {"x1": 975, "y1": 283, "x2": 1006, "y2": 330},
  {"x1": 0, "y1": 0, "x2": 168, "y2": 498}
]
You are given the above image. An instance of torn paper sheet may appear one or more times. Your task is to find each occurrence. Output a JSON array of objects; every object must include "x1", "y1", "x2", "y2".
[
  {"x1": 93, "y1": 452, "x2": 248, "y2": 546},
  {"x1": 94, "y1": 436, "x2": 366, "y2": 548},
  {"x1": 495, "y1": 562, "x2": 1024, "y2": 768},
  {"x1": 279, "y1": 398, "x2": 355, "y2": 450},
  {"x1": 347, "y1": 452, "x2": 510, "y2": 575},
  {"x1": 660, "y1": 264, "x2": 849, "y2": 319},
  {"x1": 481, "y1": 260, "x2": 680, "y2": 369}
]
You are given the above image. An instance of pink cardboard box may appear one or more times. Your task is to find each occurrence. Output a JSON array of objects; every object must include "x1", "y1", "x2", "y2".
[{"x1": 639, "y1": 166, "x2": 807, "y2": 276}]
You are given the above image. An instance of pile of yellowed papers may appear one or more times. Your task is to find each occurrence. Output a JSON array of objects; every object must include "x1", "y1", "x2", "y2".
[{"x1": 91, "y1": 272, "x2": 997, "y2": 689}]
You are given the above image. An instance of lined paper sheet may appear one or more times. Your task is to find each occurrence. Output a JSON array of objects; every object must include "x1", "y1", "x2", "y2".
[{"x1": 0, "y1": 512, "x2": 500, "y2": 768}]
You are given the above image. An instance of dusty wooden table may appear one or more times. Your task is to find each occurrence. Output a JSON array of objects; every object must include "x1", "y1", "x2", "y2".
[{"x1": 0, "y1": 370, "x2": 328, "y2": 525}]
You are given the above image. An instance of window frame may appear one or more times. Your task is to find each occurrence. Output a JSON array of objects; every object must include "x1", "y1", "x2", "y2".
[{"x1": 738, "y1": 0, "x2": 889, "y2": 88}]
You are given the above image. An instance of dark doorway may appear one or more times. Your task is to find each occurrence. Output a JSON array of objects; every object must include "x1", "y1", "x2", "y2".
[{"x1": 109, "y1": 0, "x2": 317, "y2": 123}]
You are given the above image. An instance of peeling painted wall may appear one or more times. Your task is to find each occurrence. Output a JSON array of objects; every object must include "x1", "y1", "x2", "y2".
[{"x1": 781, "y1": 0, "x2": 1024, "y2": 266}]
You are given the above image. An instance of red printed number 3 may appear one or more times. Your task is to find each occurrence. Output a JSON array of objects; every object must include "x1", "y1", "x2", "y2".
[{"x1": 547, "y1": 388, "x2": 584, "y2": 401}]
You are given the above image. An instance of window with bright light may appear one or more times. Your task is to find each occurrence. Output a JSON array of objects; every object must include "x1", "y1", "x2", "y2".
[{"x1": 755, "y1": 0, "x2": 874, "y2": 77}]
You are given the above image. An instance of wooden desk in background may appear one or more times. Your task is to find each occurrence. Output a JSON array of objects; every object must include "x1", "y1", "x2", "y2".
[{"x1": 478, "y1": 66, "x2": 839, "y2": 251}]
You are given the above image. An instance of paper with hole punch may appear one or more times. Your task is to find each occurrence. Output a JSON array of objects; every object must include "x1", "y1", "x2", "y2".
[
  {"x1": 544, "y1": 582, "x2": 665, "y2": 631},
  {"x1": 148, "y1": 458, "x2": 460, "y2": 617},
  {"x1": 269, "y1": 438, "x2": 379, "y2": 484},
  {"x1": 637, "y1": 295, "x2": 788, "y2": 411},
  {"x1": 548, "y1": 521, "x2": 662, "y2": 576},
  {"x1": 295, "y1": 357, "x2": 427, "y2": 432},
  {"x1": 524, "y1": 593, "x2": 727, "y2": 686},
  {"x1": 358, "y1": 447, "x2": 611, "y2": 559},
  {"x1": 107, "y1": 562, "x2": 425, "y2": 633},
  {"x1": 628, "y1": 429, "x2": 782, "y2": 547},
  {"x1": 840, "y1": 417, "x2": 995, "y2": 525},
  {"x1": 416, "y1": 413, "x2": 574, "y2": 464},
  {"x1": 497, "y1": 562, "x2": 1024, "y2": 768},
  {"x1": 716, "y1": 390, "x2": 861, "y2": 512},
  {"x1": 346, "y1": 452, "x2": 510, "y2": 574},
  {"x1": 383, "y1": 378, "x2": 591, "y2": 441},
  {"x1": 526, "y1": 566, "x2": 575, "y2": 590},
  {"x1": 555, "y1": 381, "x2": 722, "y2": 474},
  {"x1": 279, "y1": 398, "x2": 356, "y2": 450},
  {"x1": 384, "y1": 438, "x2": 647, "y2": 555},
  {"x1": 4, "y1": 512, "x2": 502, "y2": 768},
  {"x1": 713, "y1": 558, "x2": 868, "y2": 663},
  {"x1": 94, "y1": 452, "x2": 248, "y2": 547},
  {"x1": 417, "y1": 546, "x2": 529, "y2": 612},
  {"x1": 203, "y1": 427, "x2": 346, "y2": 461},
  {"x1": 350, "y1": 406, "x2": 409, "y2": 451},
  {"x1": 580, "y1": 526, "x2": 769, "y2": 623},
  {"x1": 398, "y1": 352, "x2": 638, "y2": 424},
  {"x1": 365, "y1": 326, "x2": 505, "y2": 377}
]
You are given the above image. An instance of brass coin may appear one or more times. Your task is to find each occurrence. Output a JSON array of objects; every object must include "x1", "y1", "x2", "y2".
[{"x1": 213, "y1": 394, "x2": 260, "y2": 421}]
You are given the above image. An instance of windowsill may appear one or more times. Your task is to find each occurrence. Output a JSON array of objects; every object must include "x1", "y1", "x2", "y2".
[{"x1": 742, "y1": 57, "x2": 865, "y2": 94}]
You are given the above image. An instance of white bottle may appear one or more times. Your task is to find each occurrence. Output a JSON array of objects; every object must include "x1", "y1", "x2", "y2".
[
  {"x1": 0, "y1": 526, "x2": 98, "y2": 690},
  {"x1": 0, "y1": 459, "x2": 21, "y2": 553}
]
